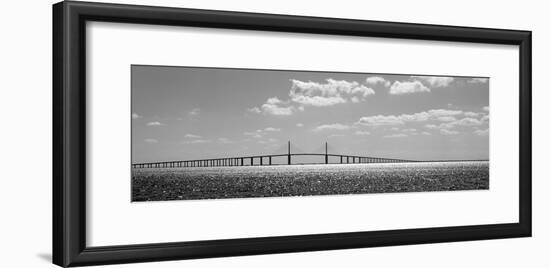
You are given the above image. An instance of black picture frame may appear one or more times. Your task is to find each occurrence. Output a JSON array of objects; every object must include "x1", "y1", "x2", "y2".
[{"x1": 53, "y1": 1, "x2": 532, "y2": 267}]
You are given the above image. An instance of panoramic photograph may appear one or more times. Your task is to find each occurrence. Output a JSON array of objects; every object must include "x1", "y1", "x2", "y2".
[{"x1": 131, "y1": 65, "x2": 489, "y2": 202}]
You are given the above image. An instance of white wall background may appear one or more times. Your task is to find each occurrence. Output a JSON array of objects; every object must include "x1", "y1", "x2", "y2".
[{"x1": 0, "y1": 0, "x2": 546, "y2": 267}]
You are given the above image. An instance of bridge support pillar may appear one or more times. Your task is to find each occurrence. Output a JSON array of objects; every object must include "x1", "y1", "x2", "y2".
[
  {"x1": 260, "y1": 157, "x2": 263, "y2": 166},
  {"x1": 340, "y1": 156, "x2": 343, "y2": 164},
  {"x1": 269, "y1": 156, "x2": 272, "y2": 165},
  {"x1": 250, "y1": 157, "x2": 254, "y2": 166}
]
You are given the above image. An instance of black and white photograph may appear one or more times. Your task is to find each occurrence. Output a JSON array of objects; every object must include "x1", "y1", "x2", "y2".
[{"x1": 131, "y1": 66, "x2": 490, "y2": 202}]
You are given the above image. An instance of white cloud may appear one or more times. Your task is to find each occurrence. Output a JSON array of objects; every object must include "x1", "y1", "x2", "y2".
[
  {"x1": 244, "y1": 131, "x2": 262, "y2": 138},
  {"x1": 296, "y1": 123, "x2": 304, "y2": 127},
  {"x1": 448, "y1": 117, "x2": 483, "y2": 127},
  {"x1": 189, "y1": 108, "x2": 200, "y2": 116},
  {"x1": 474, "y1": 128, "x2": 489, "y2": 136},
  {"x1": 355, "y1": 130, "x2": 370, "y2": 135},
  {"x1": 469, "y1": 78, "x2": 489, "y2": 84},
  {"x1": 464, "y1": 112, "x2": 479, "y2": 117},
  {"x1": 440, "y1": 129, "x2": 459, "y2": 135},
  {"x1": 425, "y1": 109, "x2": 463, "y2": 117},
  {"x1": 144, "y1": 138, "x2": 158, "y2": 143},
  {"x1": 421, "y1": 132, "x2": 432, "y2": 135},
  {"x1": 313, "y1": 123, "x2": 351, "y2": 132},
  {"x1": 356, "y1": 109, "x2": 463, "y2": 126},
  {"x1": 483, "y1": 106, "x2": 490, "y2": 112},
  {"x1": 366, "y1": 76, "x2": 391, "y2": 87},
  {"x1": 258, "y1": 97, "x2": 295, "y2": 116},
  {"x1": 412, "y1": 76, "x2": 454, "y2": 87},
  {"x1": 384, "y1": 133, "x2": 407, "y2": 138},
  {"x1": 252, "y1": 78, "x2": 376, "y2": 115},
  {"x1": 425, "y1": 117, "x2": 484, "y2": 130},
  {"x1": 146, "y1": 121, "x2": 163, "y2": 126},
  {"x1": 389, "y1": 80, "x2": 430, "y2": 95},
  {"x1": 290, "y1": 94, "x2": 346, "y2": 107},
  {"x1": 244, "y1": 127, "x2": 281, "y2": 138},
  {"x1": 356, "y1": 115, "x2": 405, "y2": 126},
  {"x1": 184, "y1": 134, "x2": 201, "y2": 138},
  {"x1": 183, "y1": 139, "x2": 211, "y2": 144},
  {"x1": 247, "y1": 107, "x2": 261, "y2": 114},
  {"x1": 437, "y1": 116, "x2": 456, "y2": 122},
  {"x1": 289, "y1": 79, "x2": 375, "y2": 107},
  {"x1": 132, "y1": 113, "x2": 142, "y2": 119},
  {"x1": 402, "y1": 128, "x2": 417, "y2": 133},
  {"x1": 328, "y1": 134, "x2": 345, "y2": 138}
]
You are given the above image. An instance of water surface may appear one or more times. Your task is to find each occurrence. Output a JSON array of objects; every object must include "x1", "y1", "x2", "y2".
[{"x1": 132, "y1": 161, "x2": 489, "y2": 202}]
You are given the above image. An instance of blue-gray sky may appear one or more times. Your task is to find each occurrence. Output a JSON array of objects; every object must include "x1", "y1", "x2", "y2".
[{"x1": 132, "y1": 65, "x2": 489, "y2": 163}]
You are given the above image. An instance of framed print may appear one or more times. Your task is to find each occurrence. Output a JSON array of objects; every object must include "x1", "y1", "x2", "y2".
[{"x1": 53, "y1": 1, "x2": 531, "y2": 267}]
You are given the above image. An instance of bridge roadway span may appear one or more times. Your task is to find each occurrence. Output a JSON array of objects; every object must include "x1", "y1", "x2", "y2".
[{"x1": 132, "y1": 153, "x2": 418, "y2": 169}]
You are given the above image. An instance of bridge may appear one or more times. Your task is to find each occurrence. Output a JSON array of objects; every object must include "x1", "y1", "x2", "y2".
[{"x1": 132, "y1": 141, "x2": 420, "y2": 169}]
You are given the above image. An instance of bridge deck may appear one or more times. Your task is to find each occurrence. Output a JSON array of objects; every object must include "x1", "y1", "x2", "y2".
[{"x1": 132, "y1": 153, "x2": 419, "y2": 169}]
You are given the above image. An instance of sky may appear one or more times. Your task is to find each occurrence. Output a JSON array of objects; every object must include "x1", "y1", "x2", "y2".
[{"x1": 131, "y1": 65, "x2": 489, "y2": 163}]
